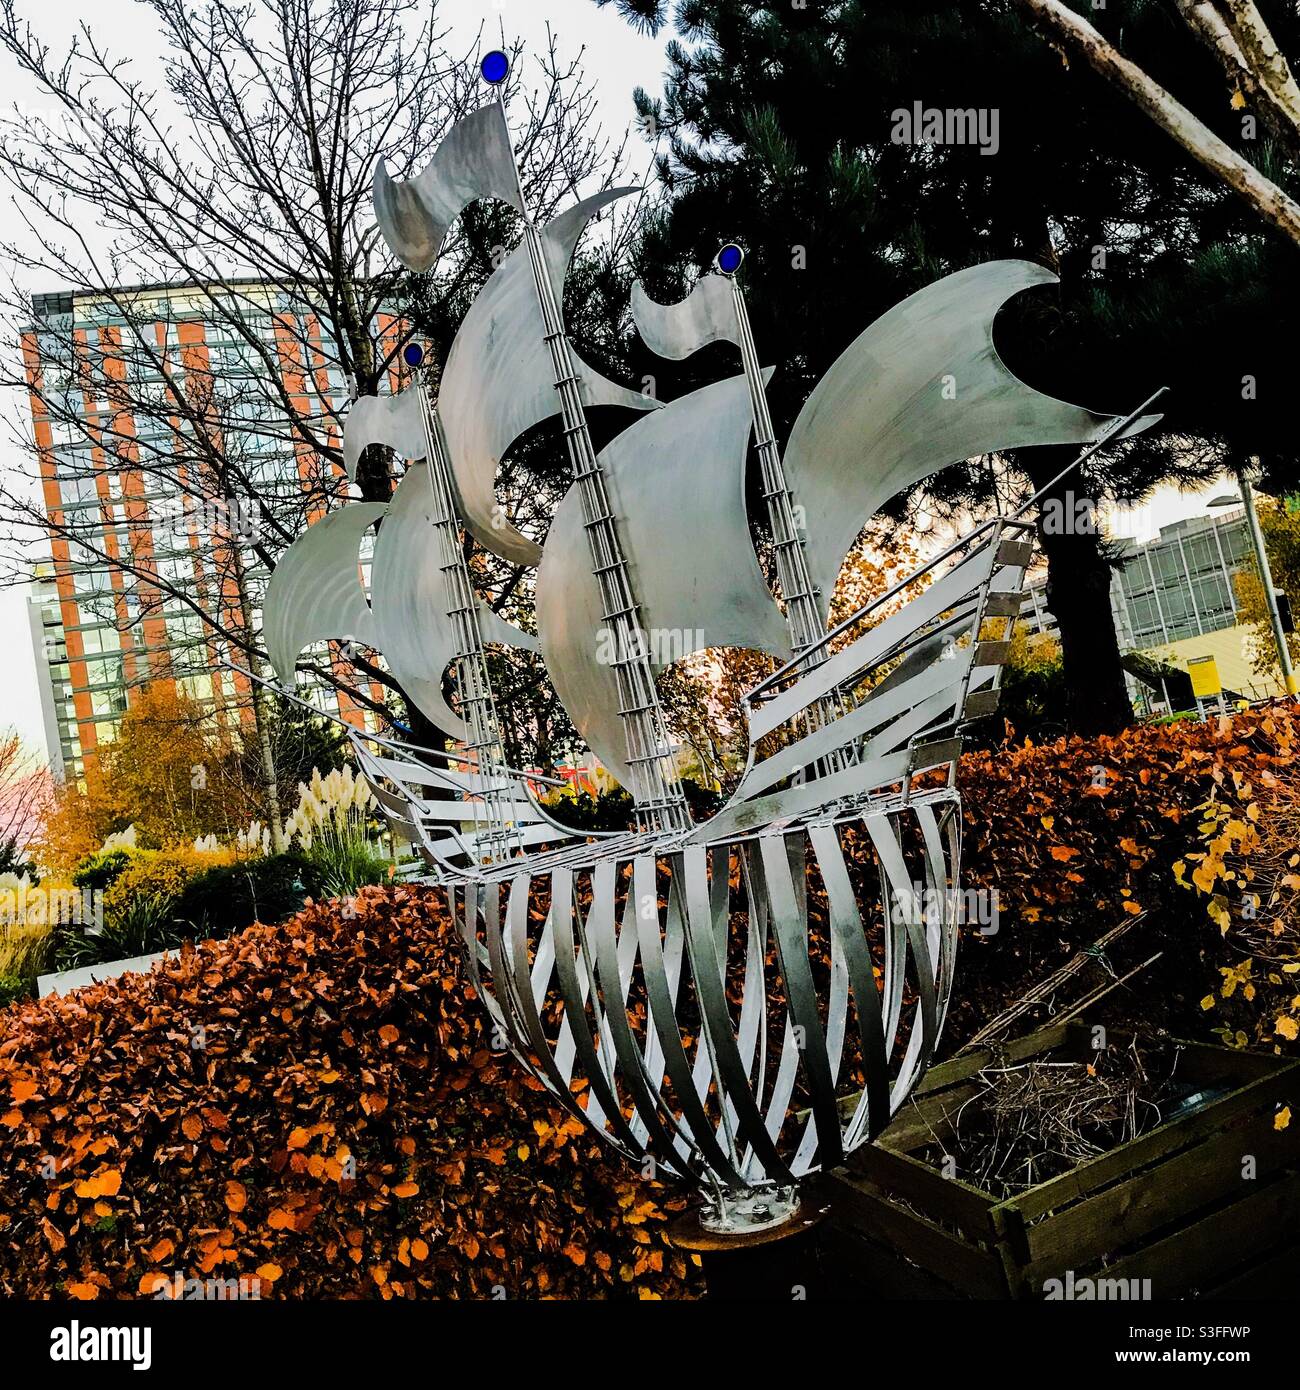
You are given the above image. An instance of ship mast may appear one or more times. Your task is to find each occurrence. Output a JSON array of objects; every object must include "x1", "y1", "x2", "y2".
[
  {"x1": 718, "y1": 245, "x2": 851, "y2": 770},
  {"x1": 406, "y1": 341, "x2": 522, "y2": 861},
  {"x1": 485, "y1": 54, "x2": 690, "y2": 835}
]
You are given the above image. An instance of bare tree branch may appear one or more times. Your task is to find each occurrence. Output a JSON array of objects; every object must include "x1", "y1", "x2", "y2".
[{"x1": 1013, "y1": 0, "x2": 1300, "y2": 247}]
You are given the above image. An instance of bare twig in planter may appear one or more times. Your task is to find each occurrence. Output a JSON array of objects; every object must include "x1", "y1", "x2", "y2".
[
  {"x1": 1054, "y1": 951, "x2": 1165, "y2": 1025},
  {"x1": 936, "y1": 1037, "x2": 1178, "y2": 1199},
  {"x1": 960, "y1": 915, "x2": 1146, "y2": 1052}
]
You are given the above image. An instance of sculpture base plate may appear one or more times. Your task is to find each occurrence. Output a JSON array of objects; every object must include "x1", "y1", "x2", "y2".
[
  {"x1": 668, "y1": 1191, "x2": 830, "y2": 1299},
  {"x1": 668, "y1": 1191, "x2": 828, "y2": 1252}
]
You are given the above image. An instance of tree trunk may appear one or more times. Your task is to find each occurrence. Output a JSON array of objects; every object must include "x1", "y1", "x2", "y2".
[
  {"x1": 1036, "y1": 502, "x2": 1134, "y2": 737},
  {"x1": 1013, "y1": 0, "x2": 1300, "y2": 246},
  {"x1": 230, "y1": 539, "x2": 287, "y2": 850}
]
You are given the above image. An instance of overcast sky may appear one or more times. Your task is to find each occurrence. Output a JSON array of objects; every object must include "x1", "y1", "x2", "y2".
[{"x1": 0, "y1": 0, "x2": 1226, "y2": 764}]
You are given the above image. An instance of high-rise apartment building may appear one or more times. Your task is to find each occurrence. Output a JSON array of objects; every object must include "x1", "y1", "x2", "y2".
[{"x1": 22, "y1": 280, "x2": 392, "y2": 781}]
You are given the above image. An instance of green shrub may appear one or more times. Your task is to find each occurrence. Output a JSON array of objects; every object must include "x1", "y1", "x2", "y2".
[
  {"x1": 0, "y1": 971, "x2": 32, "y2": 1008},
  {"x1": 172, "y1": 853, "x2": 308, "y2": 936},
  {"x1": 71, "y1": 847, "x2": 137, "y2": 892},
  {"x1": 301, "y1": 840, "x2": 389, "y2": 900},
  {"x1": 102, "y1": 848, "x2": 220, "y2": 921},
  {"x1": 53, "y1": 892, "x2": 181, "y2": 971}
]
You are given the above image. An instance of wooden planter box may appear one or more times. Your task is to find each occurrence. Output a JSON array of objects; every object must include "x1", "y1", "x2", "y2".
[{"x1": 819, "y1": 1021, "x2": 1300, "y2": 1299}]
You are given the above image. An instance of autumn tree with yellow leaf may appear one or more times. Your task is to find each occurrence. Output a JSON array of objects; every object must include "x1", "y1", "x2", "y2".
[{"x1": 34, "y1": 683, "x2": 264, "y2": 874}]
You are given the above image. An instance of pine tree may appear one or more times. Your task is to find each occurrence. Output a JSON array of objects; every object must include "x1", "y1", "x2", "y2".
[{"x1": 600, "y1": 0, "x2": 1300, "y2": 733}]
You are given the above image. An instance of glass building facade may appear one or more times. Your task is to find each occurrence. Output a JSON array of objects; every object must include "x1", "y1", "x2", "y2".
[{"x1": 1020, "y1": 509, "x2": 1252, "y2": 652}]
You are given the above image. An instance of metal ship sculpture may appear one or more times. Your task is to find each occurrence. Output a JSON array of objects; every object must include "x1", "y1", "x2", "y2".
[{"x1": 261, "y1": 55, "x2": 1159, "y2": 1231}]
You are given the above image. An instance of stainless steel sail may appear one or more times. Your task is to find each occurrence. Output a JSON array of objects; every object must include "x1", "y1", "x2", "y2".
[
  {"x1": 264, "y1": 502, "x2": 386, "y2": 686},
  {"x1": 267, "y1": 378, "x2": 539, "y2": 741},
  {"x1": 435, "y1": 188, "x2": 662, "y2": 567},
  {"x1": 535, "y1": 372, "x2": 791, "y2": 787},
  {"x1": 368, "y1": 461, "x2": 538, "y2": 740},
  {"x1": 779, "y1": 259, "x2": 1160, "y2": 621}
]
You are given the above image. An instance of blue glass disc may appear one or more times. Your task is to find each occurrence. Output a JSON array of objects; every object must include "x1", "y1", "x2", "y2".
[
  {"x1": 481, "y1": 50, "x2": 509, "y2": 84},
  {"x1": 716, "y1": 243, "x2": 744, "y2": 274},
  {"x1": 403, "y1": 342, "x2": 425, "y2": 367}
]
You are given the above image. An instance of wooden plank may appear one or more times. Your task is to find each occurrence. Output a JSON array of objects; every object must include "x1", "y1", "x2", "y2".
[
  {"x1": 917, "y1": 1022, "x2": 1077, "y2": 1092},
  {"x1": 873, "y1": 1082, "x2": 985, "y2": 1153},
  {"x1": 817, "y1": 1225, "x2": 968, "y2": 1300},
  {"x1": 823, "y1": 1169, "x2": 1005, "y2": 1298},
  {"x1": 852, "y1": 1143, "x2": 995, "y2": 1241},
  {"x1": 1005, "y1": 1063, "x2": 1299, "y2": 1222},
  {"x1": 1024, "y1": 1104, "x2": 1299, "y2": 1276},
  {"x1": 1172, "y1": 1039, "x2": 1282, "y2": 1085},
  {"x1": 1097, "y1": 1170, "x2": 1300, "y2": 1299}
]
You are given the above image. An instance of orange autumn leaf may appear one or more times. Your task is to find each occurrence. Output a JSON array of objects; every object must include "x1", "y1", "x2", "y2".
[
  {"x1": 65, "y1": 1282, "x2": 100, "y2": 1301},
  {"x1": 147, "y1": 1238, "x2": 174, "y2": 1263},
  {"x1": 10, "y1": 1079, "x2": 37, "y2": 1104},
  {"x1": 379, "y1": 1025, "x2": 400, "y2": 1044},
  {"x1": 410, "y1": 1238, "x2": 429, "y2": 1261},
  {"x1": 74, "y1": 1169, "x2": 122, "y2": 1200},
  {"x1": 1049, "y1": 846, "x2": 1080, "y2": 862},
  {"x1": 224, "y1": 1181, "x2": 247, "y2": 1213},
  {"x1": 256, "y1": 1263, "x2": 282, "y2": 1282},
  {"x1": 287, "y1": 1127, "x2": 310, "y2": 1150},
  {"x1": 392, "y1": 1181, "x2": 419, "y2": 1198},
  {"x1": 180, "y1": 1114, "x2": 202, "y2": 1142}
]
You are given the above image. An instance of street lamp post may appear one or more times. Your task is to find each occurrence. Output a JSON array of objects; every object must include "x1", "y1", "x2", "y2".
[{"x1": 1211, "y1": 469, "x2": 1298, "y2": 698}]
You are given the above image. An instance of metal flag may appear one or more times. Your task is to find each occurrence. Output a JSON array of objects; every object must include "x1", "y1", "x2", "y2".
[
  {"x1": 341, "y1": 390, "x2": 427, "y2": 483},
  {"x1": 372, "y1": 105, "x2": 524, "y2": 273},
  {"x1": 630, "y1": 274, "x2": 741, "y2": 359}
]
